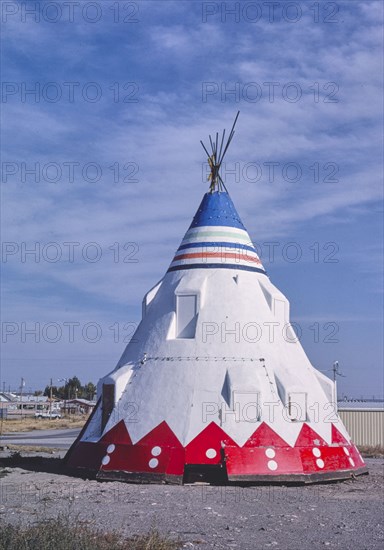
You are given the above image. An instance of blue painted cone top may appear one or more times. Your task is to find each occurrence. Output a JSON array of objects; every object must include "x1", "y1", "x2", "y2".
[{"x1": 189, "y1": 191, "x2": 245, "y2": 230}]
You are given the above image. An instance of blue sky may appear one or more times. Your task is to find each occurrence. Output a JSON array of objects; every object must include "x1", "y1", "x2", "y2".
[{"x1": 1, "y1": 0, "x2": 383, "y2": 397}]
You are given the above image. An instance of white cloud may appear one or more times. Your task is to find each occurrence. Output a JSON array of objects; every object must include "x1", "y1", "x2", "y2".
[{"x1": 2, "y1": 0, "x2": 383, "y2": 391}]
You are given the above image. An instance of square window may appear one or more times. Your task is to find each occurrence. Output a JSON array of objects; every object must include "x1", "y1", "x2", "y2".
[
  {"x1": 287, "y1": 392, "x2": 307, "y2": 421},
  {"x1": 176, "y1": 294, "x2": 197, "y2": 338}
]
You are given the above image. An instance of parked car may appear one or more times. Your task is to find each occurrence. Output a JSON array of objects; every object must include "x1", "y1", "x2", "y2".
[{"x1": 34, "y1": 410, "x2": 62, "y2": 419}]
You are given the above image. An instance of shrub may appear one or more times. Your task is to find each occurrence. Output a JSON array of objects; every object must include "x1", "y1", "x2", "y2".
[{"x1": 0, "y1": 515, "x2": 181, "y2": 550}]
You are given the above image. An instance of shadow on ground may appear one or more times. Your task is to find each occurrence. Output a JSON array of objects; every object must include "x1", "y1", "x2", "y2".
[
  {"x1": 0, "y1": 453, "x2": 370, "y2": 487},
  {"x1": 0, "y1": 454, "x2": 96, "y2": 480}
]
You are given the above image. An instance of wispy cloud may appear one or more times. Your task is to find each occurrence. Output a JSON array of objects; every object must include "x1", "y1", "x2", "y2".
[{"x1": 1, "y1": 0, "x2": 383, "y2": 394}]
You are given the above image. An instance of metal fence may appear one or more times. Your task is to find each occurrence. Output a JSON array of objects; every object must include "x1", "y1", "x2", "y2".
[{"x1": 339, "y1": 409, "x2": 384, "y2": 447}]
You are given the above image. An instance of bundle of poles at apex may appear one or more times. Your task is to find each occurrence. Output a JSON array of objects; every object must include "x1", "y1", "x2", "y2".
[{"x1": 201, "y1": 110, "x2": 240, "y2": 193}]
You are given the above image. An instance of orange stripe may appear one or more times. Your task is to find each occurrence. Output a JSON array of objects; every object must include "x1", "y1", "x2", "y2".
[{"x1": 173, "y1": 252, "x2": 262, "y2": 265}]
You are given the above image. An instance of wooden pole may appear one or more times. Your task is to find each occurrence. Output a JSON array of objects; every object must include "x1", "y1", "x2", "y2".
[
  {"x1": 49, "y1": 378, "x2": 53, "y2": 418},
  {"x1": 20, "y1": 377, "x2": 24, "y2": 418}
]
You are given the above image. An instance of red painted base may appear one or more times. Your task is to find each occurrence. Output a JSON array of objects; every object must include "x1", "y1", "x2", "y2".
[{"x1": 65, "y1": 421, "x2": 367, "y2": 484}]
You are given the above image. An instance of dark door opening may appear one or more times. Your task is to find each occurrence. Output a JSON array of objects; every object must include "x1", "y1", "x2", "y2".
[
  {"x1": 183, "y1": 463, "x2": 228, "y2": 485},
  {"x1": 101, "y1": 384, "x2": 115, "y2": 432}
]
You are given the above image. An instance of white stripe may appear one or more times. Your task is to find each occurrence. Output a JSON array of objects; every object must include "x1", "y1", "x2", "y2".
[
  {"x1": 184, "y1": 225, "x2": 250, "y2": 240},
  {"x1": 182, "y1": 231, "x2": 253, "y2": 246}
]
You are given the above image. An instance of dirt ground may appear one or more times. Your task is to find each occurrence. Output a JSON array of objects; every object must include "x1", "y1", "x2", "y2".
[{"x1": 0, "y1": 453, "x2": 383, "y2": 549}]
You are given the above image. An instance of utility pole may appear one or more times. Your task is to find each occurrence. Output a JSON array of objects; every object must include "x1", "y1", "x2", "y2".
[
  {"x1": 58, "y1": 378, "x2": 69, "y2": 416},
  {"x1": 20, "y1": 377, "x2": 25, "y2": 417},
  {"x1": 49, "y1": 378, "x2": 53, "y2": 418},
  {"x1": 332, "y1": 361, "x2": 346, "y2": 402},
  {"x1": 332, "y1": 361, "x2": 339, "y2": 383}
]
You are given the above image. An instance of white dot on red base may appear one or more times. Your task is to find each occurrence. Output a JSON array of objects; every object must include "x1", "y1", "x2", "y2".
[
  {"x1": 206, "y1": 448, "x2": 217, "y2": 459},
  {"x1": 107, "y1": 444, "x2": 115, "y2": 454},
  {"x1": 148, "y1": 458, "x2": 159, "y2": 469},
  {"x1": 349, "y1": 457, "x2": 355, "y2": 467},
  {"x1": 265, "y1": 448, "x2": 275, "y2": 459},
  {"x1": 151, "y1": 446, "x2": 162, "y2": 456},
  {"x1": 343, "y1": 447, "x2": 350, "y2": 456},
  {"x1": 102, "y1": 455, "x2": 110, "y2": 466},
  {"x1": 316, "y1": 459, "x2": 324, "y2": 469},
  {"x1": 312, "y1": 447, "x2": 321, "y2": 458},
  {"x1": 267, "y1": 460, "x2": 278, "y2": 471}
]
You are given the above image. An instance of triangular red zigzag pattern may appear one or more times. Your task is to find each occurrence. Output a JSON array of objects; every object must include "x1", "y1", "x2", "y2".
[{"x1": 68, "y1": 420, "x2": 365, "y2": 478}]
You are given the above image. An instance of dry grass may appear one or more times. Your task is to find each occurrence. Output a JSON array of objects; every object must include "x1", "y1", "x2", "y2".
[
  {"x1": 5, "y1": 444, "x2": 61, "y2": 454},
  {"x1": 0, "y1": 515, "x2": 181, "y2": 550},
  {"x1": 1, "y1": 416, "x2": 87, "y2": 433},
  {"x1": 358, "y1": 445, "x2": 384, "y2": 458}
]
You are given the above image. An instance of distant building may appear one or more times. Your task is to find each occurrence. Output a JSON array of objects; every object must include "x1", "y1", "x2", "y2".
[
  {"x1": 0, "y1": 392, "x2": 17, "y2": 405},
  {"x1": 338, "y1": 399, "x2": 384, "y2": 410},
  {"x1": 0, "y1": 392, "x2": 17, "y2": 417},
  {"x1": 338, "y1": 399, "x2": 384, "y2": 447},
  {"x1": 65, "y1": 399, "x2": 96, "y2": 415},
  {"x1": 0, "y1": 393, "x2": 60, "y2": 417}
]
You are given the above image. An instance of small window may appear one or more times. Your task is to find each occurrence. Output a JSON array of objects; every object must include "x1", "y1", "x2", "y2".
[
  {"x1": 287, "y1": 392, "x2": 307, "y2": 421},
  {"x1": 176, "y1": 294, "x2": 197, "y2": 338},
  {"x1": 233, "y1": 391, "x2": 260, "y2": 423}
]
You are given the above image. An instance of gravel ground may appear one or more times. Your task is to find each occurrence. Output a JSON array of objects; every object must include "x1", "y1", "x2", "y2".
[{"x1": 0, "y1": 453, "x2": 382, "y2": 549}]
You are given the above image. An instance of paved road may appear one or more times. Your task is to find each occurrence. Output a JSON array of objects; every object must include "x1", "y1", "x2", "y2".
[{"x1": 0, "y1": 428, "x2": 81, "y2": 450}]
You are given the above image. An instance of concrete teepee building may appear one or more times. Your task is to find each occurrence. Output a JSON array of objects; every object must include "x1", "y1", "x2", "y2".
[{"x1": 66, "y1": 116, "x2": 367, "y2": 484}]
